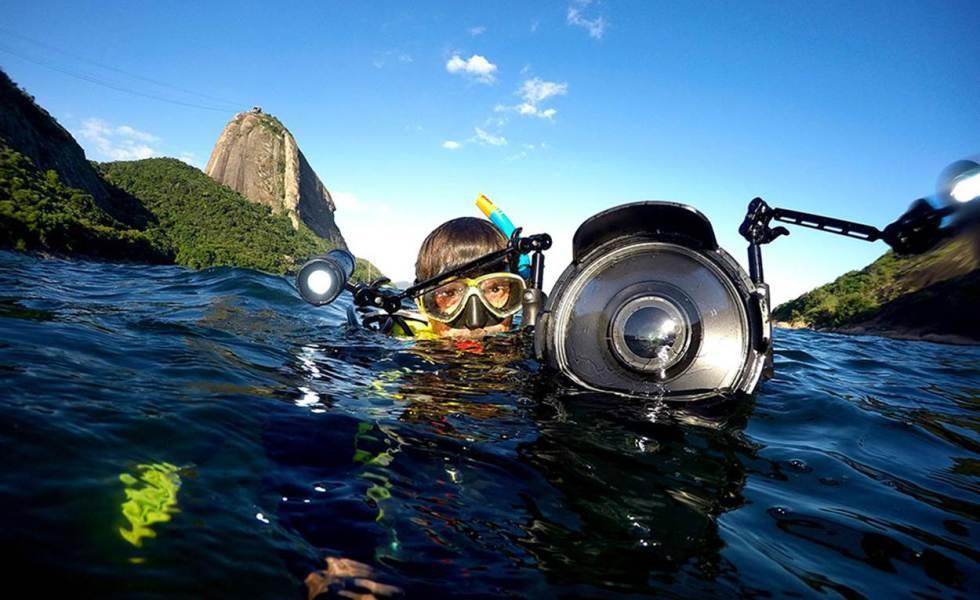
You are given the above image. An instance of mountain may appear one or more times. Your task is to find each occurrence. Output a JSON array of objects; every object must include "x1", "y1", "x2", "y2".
[
  {"x1": 0, "y1": 69, "x2": 379, "y2": 280},
  {"x1": 205, "y1": 110, "x2": 347, "y2": 247},
  {"x1": 773, "y1": 229, "x2": 980, "y2": 343}
]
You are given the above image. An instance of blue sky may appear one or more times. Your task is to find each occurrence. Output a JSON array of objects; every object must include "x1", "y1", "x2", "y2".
[{"x1": 1, "y1": 1, "x2": 978, "y2": 302}]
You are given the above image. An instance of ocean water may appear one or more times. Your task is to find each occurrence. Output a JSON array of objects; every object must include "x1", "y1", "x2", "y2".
[{"x1": 0, "y1": 249, "x2": 977, "y2": 599}]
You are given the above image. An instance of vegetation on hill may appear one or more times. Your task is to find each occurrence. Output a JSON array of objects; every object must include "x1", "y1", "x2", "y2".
[
  {"x1": 0, "y1": 142, "x2": 172, "y2": 262},
  {"x1": 98, "y1": 158, "x2": 331, "y2": 273},
  {"x1": 97, "y1": 158, "x2": 379, "y2": 280},
  {"x1": 772, "y1": 234, "x2": 978, "y2": 330},
  {"x1": 1, "y1": 144, "x2": 381, "y2": 281}
]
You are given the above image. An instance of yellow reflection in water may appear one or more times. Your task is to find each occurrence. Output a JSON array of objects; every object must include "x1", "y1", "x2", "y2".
[{"x1": 118, "y1": 462, "x2": 182, "y2": 549}]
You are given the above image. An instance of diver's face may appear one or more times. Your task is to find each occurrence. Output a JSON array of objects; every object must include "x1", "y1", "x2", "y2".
[{"x1": 418, "y1": 272, "x2": 524, "y2": 338}]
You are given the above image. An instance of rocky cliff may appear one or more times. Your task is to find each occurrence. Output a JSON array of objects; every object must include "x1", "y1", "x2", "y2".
[
  {"x1": 0, "y1": 69, "x2": 151, "y2": 227},
  {"x1": 205, "y1": 110, "x2": 347, "y2": 248}
]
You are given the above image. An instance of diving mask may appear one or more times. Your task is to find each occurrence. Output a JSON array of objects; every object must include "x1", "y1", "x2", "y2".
[{"x1": 417, "y1": 273, "x2": 525, "y2": 326}]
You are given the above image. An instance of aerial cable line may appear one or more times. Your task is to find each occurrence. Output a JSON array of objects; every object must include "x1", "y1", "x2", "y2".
[
  {"x1": 0, "y1": 44, "x2": 234, "y2": 112},
  {"x1": 0, "y1": 29, "x2": 244, "y2": 109}
]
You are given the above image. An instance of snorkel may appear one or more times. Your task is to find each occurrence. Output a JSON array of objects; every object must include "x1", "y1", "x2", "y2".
[{"x1": 476, "y1": 194, "x2": 532, "y2": 279}]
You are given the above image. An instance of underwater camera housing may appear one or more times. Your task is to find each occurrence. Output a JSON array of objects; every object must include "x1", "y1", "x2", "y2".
[{"x1": 535, "y1": 203, "x2": 771, "y2": 403}]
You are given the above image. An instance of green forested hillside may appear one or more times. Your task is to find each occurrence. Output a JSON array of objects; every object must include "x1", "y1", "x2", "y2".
[
  {"x1": 0, "y1": 142, "x2": 172, "y2": 262},
  {"x1": 98, "y1": 158, "x2": 331, "y2": 273},
  {"x1": 773, "y1": 233, "x2": 978, "y2": 331},
  {"x1": 98, "y1": 158, "x2": 379, "y2": 280},
  {"x1": 1, "y1": 146, "x2": 380, "y2": 279}
]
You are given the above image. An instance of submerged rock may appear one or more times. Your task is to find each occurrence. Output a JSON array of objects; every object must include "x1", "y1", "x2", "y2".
[{"x1": 205, "y1": 111, "x2": 347, "y2": 248}]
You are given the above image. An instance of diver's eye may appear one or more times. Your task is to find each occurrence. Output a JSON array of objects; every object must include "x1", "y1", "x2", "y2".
[
  {"x1": 479, "y1": 278, "x2": 514, "y2": 309},
  {"x1": 433, "y1": 285, "x2": 465, "y2": 310}
]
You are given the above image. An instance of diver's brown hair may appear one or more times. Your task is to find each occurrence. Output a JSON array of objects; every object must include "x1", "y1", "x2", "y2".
[{"x1": 415, "y1": 217, "x2": 508, "y2": 282}]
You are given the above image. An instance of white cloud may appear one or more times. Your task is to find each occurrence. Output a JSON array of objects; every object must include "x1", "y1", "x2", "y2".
[
  {"x1": 446, "y1": 54, "x2": 498, "y2": 84},
  {"x1": 499, "y1": 103, "x2": 556, "y2": 120},
  {"x1": 472, "y1": 127, "x2": 507, "y2": 146},
  {"x1": 520, "y1": 78, "x2": 568, "y2": 104},
  {"x1": 442, "y1": 140, "x2": 462, "y2": 150},
  {"x1": 468, "y1": 25, "x2": 486, "y2": 36},
  {"x1": 330, "y1": 193, "x2": 426, "y2": 284},
  {"x1": 483, "y1": 114, "x2": 508, "y2": 128},
  {"x1": 567, "y1": 0, "x2": 607, "y2": 39},
  {"x1": 77, "y1": 118, "x2": 161, "y2": 161},
  {"x1": 115, "y1": 125, "x2": 159, "y2": 143},
  {"x1": 496, "y1": 78, "x2": 568, "y2": 120}
]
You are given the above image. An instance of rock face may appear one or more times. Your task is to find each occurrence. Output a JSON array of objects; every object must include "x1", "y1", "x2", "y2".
[{"x1": 205, "y1": 111, "x2": 347, "y2": 248}]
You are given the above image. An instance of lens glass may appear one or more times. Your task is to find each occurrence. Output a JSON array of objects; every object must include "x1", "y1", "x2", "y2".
[
  {"x1": 422, "y1": 281, "x2": 468, "y2": 321},
  {"x1": 477, "y1": 276, "x2": 523, "y2": 313},
  {"x1": 624, "y1": 307, "x2": 679, "y2": 361},
  {"x1": 610, "y1": 295, "x2": 692, "y2": 374},
  {"x1": 307, "y1": 269, "x2": 334, "y2": 295}
]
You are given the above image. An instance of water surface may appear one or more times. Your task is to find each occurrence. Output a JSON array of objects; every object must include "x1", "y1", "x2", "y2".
[{"x1": 0, "y1": 251, "x2": 977, "y2": 598}]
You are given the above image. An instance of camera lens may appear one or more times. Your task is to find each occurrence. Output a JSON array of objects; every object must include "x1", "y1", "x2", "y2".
[
  {"x1": 624, "y1": 307, "x2": 675, "y2": 358},
  {"x1": 611, "y1": 297, "x2": 690, "y2": 373}
]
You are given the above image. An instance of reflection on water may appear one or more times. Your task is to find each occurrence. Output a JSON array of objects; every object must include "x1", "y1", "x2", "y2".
[{"x1": 0, "y1": 250, "x2": 978, "y2": 598}]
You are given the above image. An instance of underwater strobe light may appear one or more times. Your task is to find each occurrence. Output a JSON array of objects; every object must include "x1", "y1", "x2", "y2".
[
  {"x1": 535, "y1": 203, "x2": 771, "y2": 403},
  {"x1": 296, "y1": 249, "x2": 355, "y2": 305}
]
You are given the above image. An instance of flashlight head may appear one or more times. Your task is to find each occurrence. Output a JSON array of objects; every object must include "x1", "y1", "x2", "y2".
[
  {"x1": 296, "y1": 249, "x2": 355, "y2": 305},
  {"x1": 939, "y1": 160, "x2": 980, "y2": 205},
  {"x1": 535, "y1": 202, "x2": 770, "y2": 403}
]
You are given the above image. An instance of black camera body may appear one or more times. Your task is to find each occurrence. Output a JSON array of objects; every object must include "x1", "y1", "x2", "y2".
[{"x1": 535, "y1": 202, "x2": 772, "y2": 402}]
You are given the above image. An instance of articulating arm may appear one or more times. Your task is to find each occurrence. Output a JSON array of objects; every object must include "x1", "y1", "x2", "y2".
[{"x1": 738, "y1": 196, "x2": 955, "y2": 285}]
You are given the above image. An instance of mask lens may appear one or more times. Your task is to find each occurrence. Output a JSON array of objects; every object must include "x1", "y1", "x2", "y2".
[
  {"x1": 477, "y1": 276, "x2": 523, "y2": 315},
  {"x1": 422, "y1": 280, "x2": 468, "y2": 321}
]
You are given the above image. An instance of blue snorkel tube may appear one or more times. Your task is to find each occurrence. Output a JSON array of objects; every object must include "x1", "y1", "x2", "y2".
[{"x1": 475, "y1": 194, "x2": 532, "y2": 279}]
